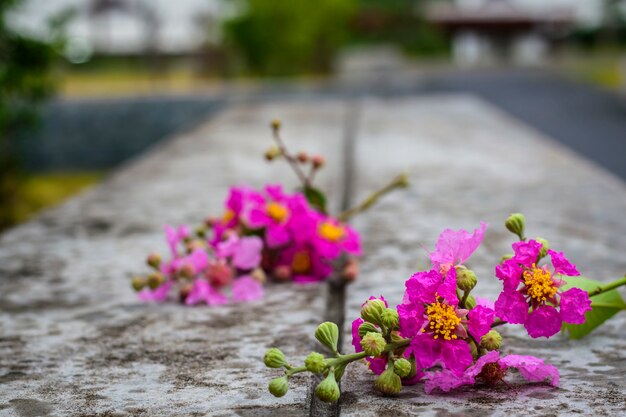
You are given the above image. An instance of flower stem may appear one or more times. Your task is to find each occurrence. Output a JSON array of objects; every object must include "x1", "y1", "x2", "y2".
[
  {"x1": 272, "y1": 127, "x2": 310, "y2": 188},
  {"x1": 338, "y1": 173, "x2": 409, "y2": 222},
  {"x1": 491, "y1": 319, "x2": 507, "y2": 328},
  {"x1": 588, "y1": 275, "x2": 626, "y2": 298}
]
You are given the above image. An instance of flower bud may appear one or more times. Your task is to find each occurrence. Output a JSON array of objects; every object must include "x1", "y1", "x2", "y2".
[
  {"x1": 304, "y1": 352, "x2": 326, "y2": 374},
  {"x1": 315, "y1": 322, "x2": 339, "y2": 353},
  {"x1": 147, "y1": 272, "x2": 164, "y2": 290},
  {"x1": 270, "y1": 119, "x2": 281, "y2": 131},
  {"x1": 535, "y1": 237, "x2": 549, "y2": 259},
  {"x1": 264, "y1": 146, "x2": 281, "y2": 161},
  {"x1": 374, "y1": 368, "x2": 402, "y2": 395},
  {"x1": 250, "y1": 267, "x2": 267, "y2": 284},
  {"x1": 464, "y1": 294, "x2": 477, "y2": 309},
  {"x1": 207, "y1": 261, "x2": 233, "y2": 287},
  {"x1": 358, "y1": 322, "x2": 378, "y2": 339},
  {"x1": 268, "y1": 376, "x2": 288, "y2": 397},
  {"x1": 315, "y1": 371, "x2": 340, "y2": 403},
  {"x1": 480, "y1": 330, "x2": 503, "y2": 351},
  {"x1": 395, "y1": 172, "x2": 410, "y2": 188},
  {"x1": 360, "y1": 332, "x2": 386, "y2": 357},
  {"x1": 179, "y1": 263, "x2": 195, "y2": 279},
  {"x1": 470, "y1": 339, "x2": 479, "y2": 359},
  {"x1": 146, "y1": 253, "x2": 161, "y2": 269},
  {"x1": 131, "y1": 276, "x2": 147, "y2": 292},
  {"x1": 334, "y1": 362, "x2": 347, "y2": 381},
  {"x1": 342, "y1": 258, "x2": 359, "y2": 282},
  {"x1": 312, "y1": 155, "x2": 325, "y2": 169},
  {"x1": 393, "y1": 358, "x2": 411, "y2": 378},
  {"x1": 195, "y1": 225, "x2": 207, "y2": 238},
  {"x1": 264, "y1": 348, "x2": 287, "y2": 368},
  {"x1": 297, "y1": 151, "x2": 309, "y2": 163},
  {"x1": 273, "y1": 265, "x2": 292, "y2": 281},
  {"x1": 456, "y1": 267, "x2": 477, "y2": 292},
  {"x1": 381, "y1": 308, "x2": 399, "y2": 329},
  {"x1": 360, "y1": 299, "x2": 386, "y2": 326},
  {"x1": 505, "y1": 213, "x2": 526, "y2": 240}
]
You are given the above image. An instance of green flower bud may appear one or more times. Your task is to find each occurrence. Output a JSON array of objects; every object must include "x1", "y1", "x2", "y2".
[
  {"x1": 358, "y1": 322, "x2": 378, "y2": 339},
  {"x1": 264, "y1": 145, "x2": 282, "y2": 161},
  {"x1": 464, "y1": 294, "x2": 477, "y2": 309},
  {"x1": 360, "y1": 299, "x2": 386, "y2": 326},
  {"x1": 304, "y1": 352, "x2": 326, "y2": 374},
  {"x1": 456, "y1": 267, "x2": 477, "y2": 292},
  {"x1": 146, "y1": 252, "x2": 161, "y2": 269},
  {"x1": 374, "y1": 368, "x2": 402, "y2": 395},
  {"x1": 393, "y1": 358, "x2": 412, "y2": 378},
  {"x1": 315, "y1": 371, "x2": 340, "y2": 403},
  {"x1": 131, "y1": 276, "x2": 147, "y2": 292},
  {"x1": 315, "y1": 322, "x2": 339, "y2": 353},
  {"x1": 536, "y1": 237, "x2": 549, "y2": 259},
  {"x1": 480, "y1": 330, "x2": 503, "y2": 351},
  {"x1": 381, "y1": 308, "x2": 399, "y2": 329},
  {"x1": 470, "y1": 339, "x2": 479, "y2": 359},
  {"x1": 264, "y1": 348, "x2": 287, "y2": 368},
  {"x1": 147, "y1": 272, "x2": 164, "y2": 290},
  {"x1": 501, "y1": 253, "x2": 514, "y2": 262},
  {"x1": 268, "y1": 376, "x2": 289, "y2": 397},
  {"x1": 505, "y1": 213, "x2": 526, "y2": 240},
  {"x1": 360, "y1": 332, "x2": 386, "y2": 357}
]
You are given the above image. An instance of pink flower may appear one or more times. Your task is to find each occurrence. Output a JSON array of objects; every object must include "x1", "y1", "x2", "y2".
[
  {"x1": 232, "y1": 276, "x2": 264, "y2": 302},
  {"x1": 185, "y1": 279, "x2": 229, "y2": 306},
  {"x1": 211, "y1": 186, "x2": 264, "y2": 244},
  {"x1": 165, "y1": 224, "x2": 190, "y2": 258},
  {"x1": 430, "y1": 222, "x2": 487, "y2": 272},
  {"x1": 494, "y1": 240, "x2": 591, "y2": 338},
  {"x1": 424, "y1": 351, "x2": 559, "y2": 393},
  {"x1": 310, "y1": 215, "x2": 362, "y2": 260},
  {"x1": 277, "y1": 243, "x2": 333, "y2": 283},
  {"x1": 217, "y1": 234, "x2": 263, "y2": 270}
]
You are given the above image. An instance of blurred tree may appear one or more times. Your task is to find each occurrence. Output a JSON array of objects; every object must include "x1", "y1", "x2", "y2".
[
  {"x1": 0, "y1": 0, "x2": 57, "y2": 230},
  {"x1": 222, "y1": 0, "x2": 357, "y2": 76}
]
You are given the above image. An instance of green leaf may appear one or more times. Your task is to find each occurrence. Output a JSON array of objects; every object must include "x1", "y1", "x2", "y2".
[
  {"x1": 303, "y1": 186, "x2": 327, "y2": 214},
  {"x1": 561, "y1": 276, "x2": 626, "y2": 339}
]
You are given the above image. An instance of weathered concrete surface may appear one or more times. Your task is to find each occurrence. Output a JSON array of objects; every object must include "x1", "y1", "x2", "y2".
[
  {"x1": 341, "y1": 96, "x2": 626, "y2": 416},
  {"x1": 0, "y1": 101, "x2": 351, "y2": 416}
]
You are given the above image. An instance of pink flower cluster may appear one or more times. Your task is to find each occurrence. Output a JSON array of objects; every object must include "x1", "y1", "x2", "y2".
[
  {"x1": 352, "y1": 222, "x2": 589, "y2": 393},
  {"x1": 134, "y1": 184, "x2": 361, "y2": 305}
]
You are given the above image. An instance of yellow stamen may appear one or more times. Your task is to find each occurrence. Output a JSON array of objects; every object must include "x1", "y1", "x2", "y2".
[
  {"x1": 266, "y1": 202, "x2": 289, "y2": 223},
  {"x1": 523, "y1": 264, "x2": 557, "y2": 302},
  {"x1": 222, "y1": 209, "x2": 235, "y2": 223},
  {"x1": 291, "y1": 251, "x2": 311, "y2": 274},
  {"x1": 318, "y1": 221, "x2": 345, "y2": 242},
  {"x1": 422, "y1": 301, "x2": 461, "y2": 341}
]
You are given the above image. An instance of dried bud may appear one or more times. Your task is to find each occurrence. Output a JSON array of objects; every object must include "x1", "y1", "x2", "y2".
[
  {"x1": 480, "y1": 330, "x2": 503, "y2": 351},
  {"x1": 297, "y1": 151, "x2": 309, "y2": 163},
  {"x1": 146, "y1": 252, "x2": 161, "y2": 269},
  {"x1": 179, "y1": 263, "x2": 195, "y2": 279},
  {"x1": 270, "y1": 119, "x2": 281, "y2": 131},
  {"x1": 207, "y1": 261, "x2": 233, "y2": 287},
  {"x1": 268, "y1": 376, "x2": 289, "y2": 397},
  {"x1": 250, "y1": 268, "x2": 267, "y2": 284},
  {"x1": 147, "y1": 272, "x2": 164, "y2": 290},
  {"x1": 315, "y1": 371, "x2": 340, "y2": 403},
  {"x1": 360, "y1": 332, "x2": 386, "y2": 357},
  {"x1": 360, "y1": 299, "x2": 386, "y2": 326},
  {"x1": 535, "y1": 237, "x2": 549, "y2": 259},
  {"x1": 381, "y1": 308, "x2": 399, "y2": 329},
  {"x1": 179, "y1": 283, "x2": 193, "y2": 303},
  {"x1": 264, "y1": 348, "x2": 287, "y2": 368},
  {"x1": 315, "y1": 322, "x2": 339, "y2": 353},
  {"x1": 358, "y1": 322, "x2": 379, "y2": 339},
  {"x1": 304, "y1": 352, "x2": 326, "y2": 374},
  {"x1": 264, "y1": 145, "x2": 281, "y2": 161},
  {"x1": 273, "y1": 265, "x2": 292, "y2": 281},
  {"x1": 342, "y1": 258, "x2": 359, "y2": 282},
  {"x1": 374, "y1": 368, "x2": 402, "y2": 395},
  {"x1": 131, "y1": 276, "x2": 147, "y2": 292},
  {"x1": 456, "y1": 266, "x2": 477, "y2": 292},
  {"x1": 505, "y1": 213, "x2": 526, "y2": 240},
  {"x1": 312, "y1": 155, "x2": 325, "y2": 169},
  {"x1": 393, "y1": 358, "x2": 412, "y2": 378}
]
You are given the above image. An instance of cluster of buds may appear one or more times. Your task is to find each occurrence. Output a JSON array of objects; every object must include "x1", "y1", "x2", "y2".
[{"x1": 263, "y1": 214, "x2": 626, "y2": 402}]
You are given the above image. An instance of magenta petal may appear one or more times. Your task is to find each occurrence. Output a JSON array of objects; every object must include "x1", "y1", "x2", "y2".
[
  {"x1": 424, "y1": 370, "x2": 473, "y2": 394},
  {"x1": 430, "y1": 221, "x2": 487, "y2": 268},
  {"x1": 410, "y1": 335, "x2": 441, "y2": 370},
  {"x1": 495, "y1": 259, "x2": 523, "y2": 292},
  {"x1": 405, "y1": 269, "x2": 441, "y2": 304},
  {"x1": 559, "y1": 288, "x2": 592, "y2": 324},
  {"x1": 232, "y1": 236, "x2": 263, "y2": 270},
  {"x1": 397, "y1": 302, "x2": 425, "y2": 338},
  {"x1": 548, "y1": 250, "x2": 580, "y2": 276},
  {"x1": 232, "y1": 276, "x2": 264, "y2": 302},
  {"x1": 474, "y1": 296, "x2": 495, "y2": 310},
  {"x1": 247, "y1": 208, "x2": 269, "y2": 229},
  {"x1": 205, "y1": 285, "x2": 229, "y2": 306},
  {"x1": 440, "y1": 339, "x2": 473, "y2": 374},
  {"x1": 494, "y1": 290, "x2": 529, "y2": 324},
  {"x1": 139, "y1": 281, "x2": 173, "y2": 302},
  {"x1": 512, "y1": 240, "x2": 542, "y2": 267},
  {"x1": 438, "y1": 268, "x2": 459, "y2": 305},
  {"x1": 524, "y1": 305, "x2": 562, "y2": 338},
  {"x1": 351, "y1": 318, "x2": 364, "y2": 352},
  {"x1": 366, "y1": 357, "x2": 388, "y2": 375},
  {"x1": 185, "y1": 279, "x2": 210, "y2": 305},
  {"x1": 466, "y1": 350, "x2": 501, "y2": 379},
  {"x1": 266, "y1": 224, "x2": 290, "y2": 248},
  {"x1": 467, "y1": 305, "x2": 495, "y2": 340},
  {"x1": 500, "y1": 354, "x2": 559, "y2": 386}
]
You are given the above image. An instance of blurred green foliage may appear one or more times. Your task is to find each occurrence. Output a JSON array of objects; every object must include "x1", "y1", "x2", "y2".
[
  {"x1": 222, "y1": 0, "x2": 447, "y2": 77},
  {"x1": 0, "y1": 0, "x2": 57, "y2": 230},
  {"x1": 223, "y1": 0, "x2": 357, "y2": 76}
]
